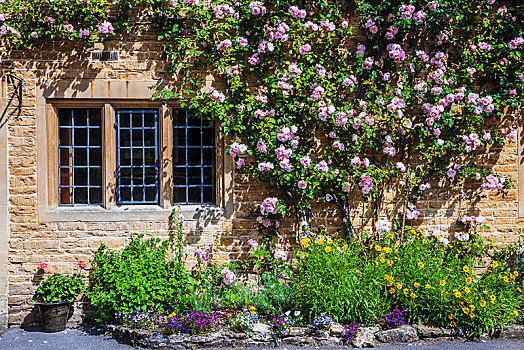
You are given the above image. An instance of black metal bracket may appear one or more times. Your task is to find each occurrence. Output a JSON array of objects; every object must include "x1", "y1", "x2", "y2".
[
  {"x1": 0, "y1": 74, "x2": 23, "y2": 129},
  {"x1": 6, "y1": 74, "x2": 23, "y2": 112}
]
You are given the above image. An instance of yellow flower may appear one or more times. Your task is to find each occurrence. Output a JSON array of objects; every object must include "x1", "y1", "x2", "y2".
[
  {"x1": 469, "y1": 313, "x2": 475, "y2": 319},
  {"x1": 479, "y1": 300, "x2": 486, "y2": 307},
  {"x1": 514, "y1": 310, "x2": 519, "y2": 316},
  {"x1": 318, "y1": 240, "x2": 324, "y2": 245},
  {"x1": 454, "y1": 291, "x2": 462, "y2": 298},
  {"x1": 403, "y1": 288, "x2": 409, "y2": 295},
  {"x1": 518, "y1": 287, "x2": 522, "y2": 293},
  {"x1": 397, "y1": 283, "x2": 403, "y2": 289},
  {"x1": 379, "y1": 257, "x2": 386, "y2": 263},
  {"x1": 251, "y1": 311, "x2": 257, "y2": 315},
  {"x1": 301, "y1": 238, "x2": 310, "y2": 246},
  {"x1": 410, "y1": 292, "x2": 416, "y2": 298},
  {"x1": 440, "y1": 280, "x2": 446, "y2": 286},
  {"x1": 327, "y1": 238, "x2": 334, "y2": 245},
  {"x1": 464, "y1": 287, "x2": 471, "y2": 294},
  {"x1": 490, "y1": 295, "x2": 496, "y2": 301},
  {"x1": 503, "y1": 276, "x2": 509, "y2": 283},
  {"x1": 448, "y1": 314, "x2": 455, "y2": 320},
  {"x1": 469, "y1": 305, "x2": 475, "y2": 311},
  {"x1": 375, "y1": 245, "x2": 382, "y2": 252},
  {"x1": 471, "y1": 270, "x2": 477, "y2": 275},
  {"x1": 465, "y1": 277, "x2": 473, "y2": 284},
  {"x1": 325, "y1": 246, "x2": 332, "y2": 253},
  {"x1": 342, "y1": 244, "x2": 348, "y2": 250},
  {"x1": 463, "y1": 307, "x2": 470, "y2": 314},
  {"x1": 491, "y1": 261, "x2": 499, "y2": 268},
  {"x1": 418, "y1": 262, "x2": 425, "y2": 268},
  {"x1": 387, "y1": 260, "x2": 393, "y2": 266},
  {"x1": 514, "y1": 271, "x2": 519, "y2": 277},
  {"x1": 441, "y1": 291, "x2": 447, "y2": 296},
  {"x1": 463, "y1": 266, "x2": 470, "y2": 273},
  {"x1": 249, "y1": 306, "x2": 256, "y2": 311},
  {"x1": 425, "y1": 284, "x2": 431, "y2": 289},
  {"x1": 383, "y1": 247, "x2": 392, "y2": 253},
  {"x1": 168, "y1": 312, "x2": 176, "y2": 318},
  {"x1": 450, "y1": 321, "x2": 456, "y2": 327},
  {"x1": 389, "y1": 288, "x2": 395, "y2": 294},
  {"x1": 414, "y1": 282, "x2": 420, "y2": 288}
]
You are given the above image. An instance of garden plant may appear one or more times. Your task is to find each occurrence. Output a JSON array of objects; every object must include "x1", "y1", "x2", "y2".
[{"x1": 2, "y1": 0, "x2": 523, "y2": 340}]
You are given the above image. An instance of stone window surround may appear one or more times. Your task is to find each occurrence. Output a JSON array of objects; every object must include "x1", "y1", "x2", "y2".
[{"x1": 36, "y1": 80, "x2": 234, "y2": 222}]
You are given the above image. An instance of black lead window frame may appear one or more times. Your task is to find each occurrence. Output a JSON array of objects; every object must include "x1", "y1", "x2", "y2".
[
  {"x1": 173, "y1": 110, "x2": 216, "y2": 205},
  {"x1": 115, "y1": 109, "x2": 160, "y2": 205},
  {"x1": 57, "y1": 108, "x2": 103, "y2": 206}
]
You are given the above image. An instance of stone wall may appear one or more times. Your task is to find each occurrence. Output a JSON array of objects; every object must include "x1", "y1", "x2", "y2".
[{"x1": 0, "y1": 29, "x2": 522, "y2": 329}]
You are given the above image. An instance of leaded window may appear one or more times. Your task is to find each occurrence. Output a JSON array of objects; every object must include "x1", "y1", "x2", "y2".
[
  {"x1": 116, "y1": 109, "x2": 159, "y2": 205},
  {"x1": 58, "y1": 108, "x2": 102, "y2": 205},
  {"x1": 173, "y1": 110, "x2": 216, "y2": 204}
]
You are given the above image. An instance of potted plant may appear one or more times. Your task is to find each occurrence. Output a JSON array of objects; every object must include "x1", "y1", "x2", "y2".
[{"x1": 32, "y1": 262, "x2": 86, "y2": 332}]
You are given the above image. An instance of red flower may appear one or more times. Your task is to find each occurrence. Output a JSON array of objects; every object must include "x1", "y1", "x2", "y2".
[
  {"x1": 37, "y1": 263, "x2": 47, "y2": 270},
  {"x1": 77, "y1": 261, "x2": 87, "y2": 269}
]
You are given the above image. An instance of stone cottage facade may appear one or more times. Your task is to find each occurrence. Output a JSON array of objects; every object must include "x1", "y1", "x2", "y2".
[{"x1": 0, "y1": 32, "x2": 522, "y2": 329}]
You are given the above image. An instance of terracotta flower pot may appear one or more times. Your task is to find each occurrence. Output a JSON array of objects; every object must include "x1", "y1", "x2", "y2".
[{"x1": 35, "y1": 301, "x2": 71, "y2": 332}]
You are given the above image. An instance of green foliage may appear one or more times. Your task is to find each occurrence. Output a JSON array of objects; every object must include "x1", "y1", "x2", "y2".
[
  {"x1": 292, "y1": 235, "x2": 388, "y2": 324},
  {"x1": 293, "y1": 228, "x2": 524, "y2": 336},
  {"x1": 33, "y1": 273, "x2": 84, "y2": 303},
  {"x1": 251, "y1": 282, "x2": 293, "y2": 317},
  {"x1": 85, "y1": 233, "x2": 191, "y2": 323}
]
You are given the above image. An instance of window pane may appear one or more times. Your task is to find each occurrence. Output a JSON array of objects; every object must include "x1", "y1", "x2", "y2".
[
  {"x1": 58, "y1": 108, "x2": 102, "y2": 206},
  {"x1": 116, "y1": 109, "x2": 159, "y2": 205},
  {"x1": 202, "y1": 128, "x2": 214, "y2": 147},
  {"x1": 187, "y1": 128, "x2": 201, "y2": 146},
  {"x1": 173, "y1": 111, "x2": 215, "y2": 205},
  {"x1": 188, "y1": 167, "x2": 201, "y2": 185},
  {"x1": 203, "y1": 187, "x2": 215, "y2": 204},
  {"x1": 188, "y1": 187, "x2": 201, "y2": 203},
  {"x1": 74, "y1": 187, "x2": 88, "y2": 204},
  {"x1": 174, "y1": 187, "x2": 186, "y2": 203}
]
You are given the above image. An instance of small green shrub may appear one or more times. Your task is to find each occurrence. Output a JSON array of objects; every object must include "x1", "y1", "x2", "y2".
[
  {"x1": 33, "y1": 273, "x2": 84, "y2": 303},
  {"x1": 251, "y1": 282, "x2": 293, "y2": 316},
  {"x1": 292, "y1": 235, "x2": 388, "y2": 324},
  {"x1": 86, "y1": 233, "x2": 190, "y2": 323}
]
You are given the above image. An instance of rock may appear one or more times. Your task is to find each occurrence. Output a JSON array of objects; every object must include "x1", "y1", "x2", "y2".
[
  {"x1": 500, "y1": 325, "x2": 524, "y2": 339},
  {"x1": 287, "y1": 327, "x2": 307, "y2": 337},
  {"x1": 352, "y1": 326, "x2": 379, "y2": 348},
  {"x1": 318, "y1": 337, "x2": 343, "y2": 346},
  {"x1": 224, "y1": 329, "x2": 248, "y2": 339},
  {"x1": 190, "y1": 330, "x2": 223, "y2": 344},
  {"x1": 251, "y1": 323, "x2": 273, "y2": 342},
  {"x1": 330, "y1": 322, "x2": 345, "y2": 336},
  {"x1": 312, "y1": 329, "x2": 330, "y2": 339},
  {"x1": 413, "y1": 324, "x2": 453, "y2": 338},
  {"x1": 281, "y1": 336, "x2": 316, "y2": 346},
  {"x1": 376, "y1": 325, "x2": 419, "y2": 343}
]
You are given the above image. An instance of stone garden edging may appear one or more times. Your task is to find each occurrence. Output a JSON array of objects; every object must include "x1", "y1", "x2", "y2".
[{"x1": 103, "y1": 323, "x2": 524, "y2": 349}]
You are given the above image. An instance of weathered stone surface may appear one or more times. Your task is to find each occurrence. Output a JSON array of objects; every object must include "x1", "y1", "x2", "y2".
[
  {"x1": 352, "y1": 326, "x2": 379, "y2": 348},
  {"x1": 413, "y1": 324, "x2": 454, "y2": 338},
  {"x1": 376, "y1": 325, "x2": 419, "y2": 343},
  {"x1": 500, "y1": 325, "x2": 524, "y2": 339},
  {"x1": 190, "y1": 330, "x2": 223, "y2": 344},
  {"x1": 288, "y1": 326, "x2": 307, "y2": 337},
  {"x1": 330, "y1": 322, "x2": 345, "y2": 336},
  {"x1": 250, "y1": 322, "x2": 273, "y2": 342}
]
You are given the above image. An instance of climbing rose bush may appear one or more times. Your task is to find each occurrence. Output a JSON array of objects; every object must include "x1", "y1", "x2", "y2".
[{"x1": 1, "y1": 1, "x2": 523, "y2": 238}]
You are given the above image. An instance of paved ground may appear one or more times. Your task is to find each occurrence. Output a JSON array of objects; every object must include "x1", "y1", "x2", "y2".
[
  {"x1": 1, "y1": 324, "x2": 524, "y2": 350},
  {"x1": 0, "y1": 324, "x2": 136, "y2": 350}
]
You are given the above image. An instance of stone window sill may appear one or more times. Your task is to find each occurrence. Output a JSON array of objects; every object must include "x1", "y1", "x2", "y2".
[{"x1": 40, "y1": 205, "x2": 226, "y2": 222}]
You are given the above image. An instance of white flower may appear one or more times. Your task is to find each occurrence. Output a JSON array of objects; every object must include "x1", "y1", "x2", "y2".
[
  {"x1": 375, "y1": 218, "x2": 392, "y2": 234},
  {"x1": 454, "y1": 232, "x2": 470, "y2": 242}
]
